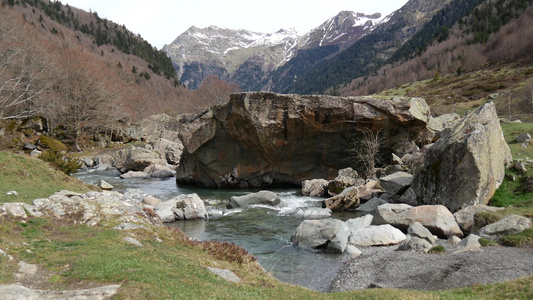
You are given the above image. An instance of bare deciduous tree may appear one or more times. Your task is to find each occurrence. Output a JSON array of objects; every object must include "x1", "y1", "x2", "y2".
[
  {"x1": 346, "y1": 128, "x2": 383, "y2": 179},
  {"x1": 0, "y1": 15, "x2": 49, "y2": 120}
]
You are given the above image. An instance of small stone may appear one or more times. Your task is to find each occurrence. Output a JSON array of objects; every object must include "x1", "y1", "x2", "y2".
[
  {"x1": 345, "y1": 245, "x2": 362, "y2": 258},
  {"x1": 123, "y1": 237, "x2": 143, "y2": 247},
  {"x1": 97, "y1": 180, "x2": 114, "y2": 190}
]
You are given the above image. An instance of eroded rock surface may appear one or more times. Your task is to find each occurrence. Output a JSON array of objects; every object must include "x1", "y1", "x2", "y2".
[{"x1": 176, "y1": 92, "x2": 431, "y2": 187}]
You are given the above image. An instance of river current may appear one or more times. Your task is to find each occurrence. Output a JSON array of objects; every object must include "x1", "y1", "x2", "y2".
[{"x1": 74, "y1": 168, "x2": 358, "y2": 291}]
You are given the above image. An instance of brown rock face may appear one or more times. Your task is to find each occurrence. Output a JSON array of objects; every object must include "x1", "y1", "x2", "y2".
[{"x1": 176, "y1": 92, "x2": 430, "y2": 187}]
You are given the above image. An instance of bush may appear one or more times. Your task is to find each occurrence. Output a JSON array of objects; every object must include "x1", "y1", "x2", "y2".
[
  {"x1": 39, "y1": 150, "x2": 81, "y2": 175},
  {"x1": 428, "y1": 245, "x2": 446, "y2": 254},
  {"x1": 38, "y1": 136, "x2": 67, "y2": 152}
]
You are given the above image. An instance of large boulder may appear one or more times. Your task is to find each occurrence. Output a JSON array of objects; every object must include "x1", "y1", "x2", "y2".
[
  {"x1": 290, "y1": 219, "x2": 349, "y2": 253},
  {"x1": 112, "y1": 146, "x2": 166, "y2": 173},
  {"x1": 154, "y1": 194, "x2": 208, "y2": 222},
  {"x1": 176, "y1": 92, "x2": 431, "y2": 187},
  {"x1": 151, "y1": 138, "x2": 184, "y2": 165},
  {"x1": 326, "y1": 168, "x2": 364, "y2": 196},
  {"x1": 226, "y1": 191, "x2": 280, "y2": 209},
  {"x1": 375, "y1": 204, "x2": 463, "y2": 238},
  {"x1": 402, "y1": 102, "x2": 512, "y2": 212}
]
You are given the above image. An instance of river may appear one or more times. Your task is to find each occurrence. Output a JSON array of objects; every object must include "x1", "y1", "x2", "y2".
[{"x1": 74, "y1": 168, "x2": 358, "y2": 291}]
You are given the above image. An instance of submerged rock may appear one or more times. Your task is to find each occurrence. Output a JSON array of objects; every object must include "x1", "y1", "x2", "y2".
[{"x1": 226, "y1": 191, "x2": 280, "y2": 209}]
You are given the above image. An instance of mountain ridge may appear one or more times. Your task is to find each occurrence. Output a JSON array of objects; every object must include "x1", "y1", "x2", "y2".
[{"x1": 164, "y1": 10, "x2": 385, "y2": 90}]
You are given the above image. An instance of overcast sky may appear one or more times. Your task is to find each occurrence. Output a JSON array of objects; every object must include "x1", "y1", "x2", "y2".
[{"x1": 61, "y1": 0, "x2": 409, "y2": 49}]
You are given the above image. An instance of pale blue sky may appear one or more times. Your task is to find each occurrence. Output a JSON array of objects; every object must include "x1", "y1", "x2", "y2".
[{"x1": 61, "y1": 0, "x2": 408, "y2": 49}]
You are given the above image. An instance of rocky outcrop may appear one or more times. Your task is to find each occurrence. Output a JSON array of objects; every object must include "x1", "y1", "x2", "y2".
[
  {"x1": 402, "y1": 102, "x2": 512, "y2": 212},
  {"x1": 176, "y1": 92, "x2": 431, "y2": 188},
  {"x1": 0, "y1": 190, "x2": 161, "y2": 226}
]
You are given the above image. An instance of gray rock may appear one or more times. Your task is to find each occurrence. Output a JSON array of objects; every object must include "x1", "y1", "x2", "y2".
[
  {"x1": 120, "y1": 171, "x2": 150, "y2": 179},
  {"x1": 391, "y1": 153, "x2": 403, "y2": 165},
  {"x1": 142, "y1": 196, "x2": 162, "y2": 206},
  {"x1": 345, "y1": 245, "x2": 362, "y2": 258},
  {"x1": 478, "y1": 214, "x2": 532, "y2": 240},
  {"x1": 208, "y1": 267, "x2": 241, "y2": 283},
  {"x1": 154, "y1": 193, "x2": 208, "y2": 222},
  {"x1": 516, "y1": 133, "x2": 531, "y2": 143},
  {"x1": 291, "y1": 219, "x2": 349, "y2": 253},
  {"x1": 0, "y1": 284, "x2": 121, "y2": 300},
  {"x1": 0, "y1": 203, "x2": 27, "y2": 218},
  {"x1": 97, "y1": 180, "x2": 114, "y2": 190},
  {"x1": 151, "y1": 138, "x2": 184, "y2": 165},
  {"x1": 301, "y1": 179, "x2": 329, "y2": 197},
  {"x1": 454, "y1": 234, "x2": 482, "y2": 254},
  {"x1": 453, "y1": 205, "x2": 505, "y2": 233},
  {"x1": 513, "y1": 160, "x2": 528, "y2": 174},
  {"x1": 17, "y1": 261, "x2": 37, "y2": 275},
  {"x1": 408, "y1": 222, "x2": 436, "y2": 245},
  {"x1": 345, "y1": 214, "x2": 373, "y2": 235},
  {"x1": 327, "y1": 168, "x2": 365, "y2": 196},
  {"x1": 407, "y1": 102, "x2": 512, "y2": 212},
  {"x1": 447, "y1": 236, "x2": 462, "y2": 245},
  {"x1": 143, "y1": 164, "x2": 175, "y2": 178},
  {"x1": 288, "y1": 207, "x2": 331, "y2": 219},
  {"x1": 112, "y1": 146, "x2": 166, "y2": 173},
  {"x1": 428, "y1": 113, "x2": 461, "y2": 134},
  {"x1": 379, "y1": 172, "x2": 413, "y2": 194},
  {"x1": 348, "y1": 224, "x2": 406, "y2": 246},
  {"x1": 323, "y1": 186, "x2": 360, "y2": 211},
  {"x1": 115, "y1": 223, "x2": 147, "y2": 231},
  {"x1": 397, "y1": 236, "x2": 433, "y2": 253},
  {"x1": 227, "y1": 191, "x2": 280, "y2": 209},
  {"x1": 81, "y1": 156, "x2": 94, "y2": 168},
  {"x1": 30, "y1": 149, "x2": 41, "y2": 157},
  {"x1": 375, "y1": 204, "x2": 463, "y2": 238},
  {"x1": 23, "y1": 143, "x2": 37, "y2": 150},
  {"x1": 123, "y1": 237, "x2": 143, "y2": 247},
  {"x1": 356, "y1": 197, "x2": 388, "y2": 212}
]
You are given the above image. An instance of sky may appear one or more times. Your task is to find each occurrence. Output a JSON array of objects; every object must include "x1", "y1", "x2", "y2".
[{"x1": 60, "y1": 0, "x2": 409, "y2": 49}]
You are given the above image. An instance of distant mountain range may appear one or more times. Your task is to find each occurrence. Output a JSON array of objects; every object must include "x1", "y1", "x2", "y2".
[{"x1": 163, "y1": 11, "x2": 386, "y2": 90}]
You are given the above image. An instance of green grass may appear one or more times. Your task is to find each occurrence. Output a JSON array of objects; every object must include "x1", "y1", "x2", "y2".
[
  {"x1": 501, "y1": 123, "x2": 533, "y2": 160},
  {"x1": 1, "y1": 215, "x2": 533, "y2": 299},
  {"x1": 0, "y1": 151, "x2": 98, "y2": 204}
]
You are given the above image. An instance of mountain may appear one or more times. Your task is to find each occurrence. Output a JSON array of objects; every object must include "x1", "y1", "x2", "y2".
[
  {"x1": 163, "y1": 26, "x2": 299, "y2": 90},
  {"x1": 163, "y1": 11, "x2": 385, "y2": 90}
]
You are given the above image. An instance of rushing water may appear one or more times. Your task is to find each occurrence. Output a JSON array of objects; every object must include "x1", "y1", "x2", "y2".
[{"x1": 74, "y1": 169, "x2": 358, "y2": 291}]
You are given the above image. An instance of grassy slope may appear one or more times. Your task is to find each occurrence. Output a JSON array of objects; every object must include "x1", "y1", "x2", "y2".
[{"x1": 0, "y1": 152, "x2": 98, "y2": 204}]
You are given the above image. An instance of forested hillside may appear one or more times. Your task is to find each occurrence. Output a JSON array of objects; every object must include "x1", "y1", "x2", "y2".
[
  {"x1": 0, "y1": 0, "x2": 241, "y2": 151},
  {"x1": 281, "y1": 0, "x2": 533, "y2": 96},
  {"x1": 339, "y1": 0, "x2": 533, "y2": 119}
]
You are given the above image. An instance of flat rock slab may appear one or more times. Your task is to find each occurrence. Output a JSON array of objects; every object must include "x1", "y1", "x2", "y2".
[
  {"x1": 328, "y1": 246, "x2": 533, "y2": 292},
  {"x1": 0, "y1": 284, "x2": 121, "y2": 300}
]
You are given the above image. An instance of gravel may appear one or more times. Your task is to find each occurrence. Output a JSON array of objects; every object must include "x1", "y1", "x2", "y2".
[{"x1": 327, "y1": 244, "x2": 533, "y2": 292}]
